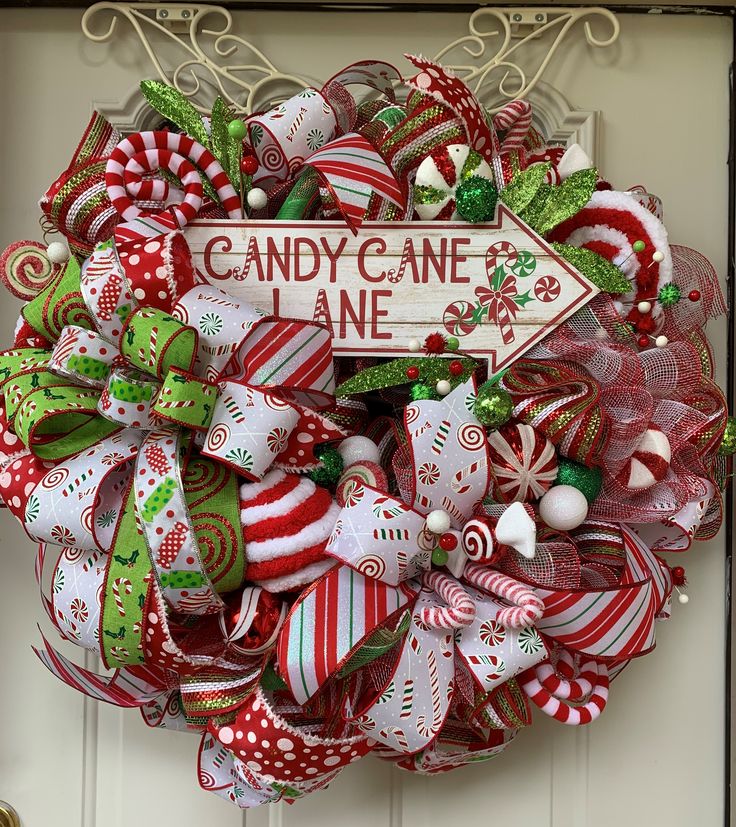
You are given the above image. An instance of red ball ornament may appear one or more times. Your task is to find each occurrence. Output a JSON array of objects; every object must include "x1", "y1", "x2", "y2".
[
  {"x1": 240, "y1": 155, "x2": 259, "y2": 175},
  {"x1": 439, "y1": 532, "x2": 458, "y2": 551},
  {"x1": 671, "y1": 565, "x2": 686, "y2": 586},
  {"x1": 637, "y1": 334, "x2": 650, "y2": 348},
  {"x1": 688, "y1": 289, "x2": 701, "y2": 302},
  {"x1": 424, "y1": 332, "x2": 446, "y2": 354},
  {"x1": 406, "y1": 366, "x2": 420, "y2": 381},
  {"x1": 449, "y1": 360, "x2": 464, "y2": 377}
]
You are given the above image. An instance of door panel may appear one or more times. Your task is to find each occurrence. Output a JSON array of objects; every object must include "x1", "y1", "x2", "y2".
[{"x1": 0, "y1": 9, "x2": 730, "y2": 826}]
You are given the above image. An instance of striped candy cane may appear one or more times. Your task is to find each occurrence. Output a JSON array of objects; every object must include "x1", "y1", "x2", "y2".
[
  {"x1": 535, "y1": 649, "x2": 594, "y2": 702},
  {"x1": 106, "y1": 131, "x2": 242, "y2": 233},
  {"x1": 452, "y1": 456, "x2": 488, "y2": 494},
  {"x1": 419, "y1": 570, "x2": 476, "y2": 629},
  {"x1": 464, "y1": 563, "x2": 544, "y2": 629},
  {"x1": 112, "y1": 577, "x2": 133, "y2": 617},
  {"x1": 520, "y1": 659, "x2": 609, "y2": 725},
  {"x1": 493, "y1": 100, "x2": 533, "y2": 152}
]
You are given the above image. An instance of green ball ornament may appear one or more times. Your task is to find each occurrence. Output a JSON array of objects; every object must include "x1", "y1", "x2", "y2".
[
  {"x1": 410, "y1": 382, "x2": 437, "y2": 401},
  {"x1": 446, "y1": 336, "x2": 460, "y2": 351},
  {"x1": 307, "y1": 446, "x2": 344, "y2": 486},
  {"x1": 431, "y1": 547, "x2": 449, "y2": 566},
  {"x1": 455, "y1": 176, "x2": 498, "y2": 223},
  {"x1": 227, "y1": 119, "x2": 248, "y2": 140},
  {"x1": 473, "y1": 382, "x2": 513, "y2": 429},
  {"x1": 555, "y1": 458, "x2": 602, "y2": 504},
  {"x1": 632, "y1": 240, "x2": 646, "y2": 253},
  {"x1": 718, "y1": 415, "x2": 736, "y2": 457},
  {"x1": 657, "y1": 283, "x2": 682, "y2": 309}
]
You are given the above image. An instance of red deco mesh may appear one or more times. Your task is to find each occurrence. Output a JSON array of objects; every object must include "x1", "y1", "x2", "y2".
[{"x1": 522, "y1": 294, "x2": 726, "y2": 524}]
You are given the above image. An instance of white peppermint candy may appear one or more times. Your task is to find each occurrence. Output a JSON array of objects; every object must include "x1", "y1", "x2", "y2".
[
  {"x1": 413, "y1": 144, "x2": 494, "y2": 220},
  {"x1": 616, "y1": 427, "x2": 672, "y2": 490}
]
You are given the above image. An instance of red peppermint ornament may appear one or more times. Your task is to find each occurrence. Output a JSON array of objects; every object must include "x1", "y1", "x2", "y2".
[
  {"x1": 616, "y1": 427, "x2": 671, "y2": 490},
  {"x1": 488, "y1": 423, "x2": 558, "y2": 503}
]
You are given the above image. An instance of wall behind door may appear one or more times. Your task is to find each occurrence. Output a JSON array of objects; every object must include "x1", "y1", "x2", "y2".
[{"x1": 0, "y1": 9, "x2": 730, "y2": 827}]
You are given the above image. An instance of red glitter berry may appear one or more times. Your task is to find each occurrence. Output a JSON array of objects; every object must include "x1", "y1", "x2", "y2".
[
  {"x1": 449, "y1": 360, "x2": 464, "y2": 376},
  {"x1": 240, "y1": 155, "x2": 259, "y2": 175},
  {"x1": 406, "y1": 366, "x2": 420, "y2": 381},
  {"x1": 424, "y1": 333, "x2": 446, "y2": 354},
  {"x1": 671, "y1": 565, "x2": 686, "y2": 586},
  {"x1": 439, "y1": 532, "x2": 458, "y2": 551},
  {"x1": 637, "y1": 334, "x2": 649, "y2": 348},
  {"x1": 688, "y1": 290, "x2": 701, "y2": 302}
]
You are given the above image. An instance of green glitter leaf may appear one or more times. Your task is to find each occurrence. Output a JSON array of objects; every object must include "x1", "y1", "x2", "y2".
[
  {"x1": 336, "y1": 356, "x2": 478, "y2": 397},
  {"x1": 551, "y1": 242, "x2": 631, "y2": 294},
  {"x1": 518, "y1": 182, "x2": 553, "y2": 230},
  {"x1": 210, "y1": 96, "x2": 238, "y2": 188},
  {"x1": 500, "y1": 162, "x2": 551, "y2": 215},
  {"x1": 534, "y1": 168, "x2": 598, "y2": 235},
  {"x1": 140, "y1": 80, "x2": 209, "y2": 147}
]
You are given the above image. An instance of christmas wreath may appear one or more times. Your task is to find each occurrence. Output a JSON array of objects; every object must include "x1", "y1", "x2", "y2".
[{"x1": 0, "y1": 55, "x2": 732, "y2": 808}]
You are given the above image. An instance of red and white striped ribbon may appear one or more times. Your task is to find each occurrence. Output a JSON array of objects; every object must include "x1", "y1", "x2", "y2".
[
  {"x1": 520, "y1": 659, "x2": 609, "y2": 725},
  {"x1": 106, "y1": 131, "x2": 242, "y2": 230},
  {"x1": 419, "y1": 570, "x2": 476, "y2": 629},
  {"x1": 464, "y1": 563, "x2": 544, "y2": 629}
]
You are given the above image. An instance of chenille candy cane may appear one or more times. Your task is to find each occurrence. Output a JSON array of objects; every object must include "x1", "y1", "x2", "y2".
[
  {"x1": 493, "y1": 100, "x2": 533, "y2": 153},
  {"x1": 463, "y1": 563, "x2": 544, "y2": 629},
  {"x1": 520, "y1": 659, "x2": 609, "y2": 725},
  {"x1": 106, "y1": 131, "x2": 242, "y2": 233},
  {"x1": 419, "y1": 570, "x2": 476, "y2": 629}
]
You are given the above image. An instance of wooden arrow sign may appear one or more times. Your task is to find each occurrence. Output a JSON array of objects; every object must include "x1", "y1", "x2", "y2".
[{"x1": 187, "y1": 205, "x2": 599, "y2": 373}]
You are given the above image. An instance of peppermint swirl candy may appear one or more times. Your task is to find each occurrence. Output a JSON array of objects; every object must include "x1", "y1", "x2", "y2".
[
  {"x1": 355, "y1": 554, "x2": 387, "y2": 579},
  {"x1": 0, "y1": 241, "x2": 58, "y2": 300},
  {"x1": 461, "y1": 518, "x2": 495, "y2": 563},
  {"x1": 488, "y1": 423, "x2": 558, "y2": 503},
  {"x1": 414, "y1": 144, "x2": 494, "y2": 220}
]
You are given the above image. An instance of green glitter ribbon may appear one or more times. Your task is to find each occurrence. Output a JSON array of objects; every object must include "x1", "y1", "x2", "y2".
[
  {"x1": 336, "y1": 356, "x2": 478, "y2": 397},
  {"x1": 551, "y1": 242, "x2": 630, "y2": 294}
]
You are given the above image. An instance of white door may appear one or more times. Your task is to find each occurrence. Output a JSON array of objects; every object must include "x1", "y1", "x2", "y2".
[{"x1": 0, "y1": 7, "x2": 730, "y2": 827}]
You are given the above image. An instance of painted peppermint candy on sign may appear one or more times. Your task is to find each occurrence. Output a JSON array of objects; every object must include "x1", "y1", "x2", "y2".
[{"x1": 187, "y1": 205, "x2": 599, "y2": 373}]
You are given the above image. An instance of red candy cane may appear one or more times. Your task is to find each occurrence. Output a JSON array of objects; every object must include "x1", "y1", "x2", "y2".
[
  {"x1": 106, "y1": 131, "x2": 242, "y2": 230},
  {"x1": 493, "y1": 100, "x2": 533, "y2": 152},
  {"x1": 536, "y1": 649, "x2": 594, "y2": 702},
  {"x1": 520, "y1": 659, "x2": 609, "y2": 725},
  {"x1": 112, "y1": 577, "x2": 133, "y2": 617},
  {"x1": 464, "y1": 563, "x2": 544, "y2": 629},
  {"x1": 419, "y1": 570, "x2": 476, "y2": 629}
]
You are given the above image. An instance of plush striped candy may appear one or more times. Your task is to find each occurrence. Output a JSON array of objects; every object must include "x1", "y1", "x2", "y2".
[
  {"x1": 240, "y1": 470, "x2": 339, "y2": 592},
  {"x1": 413, "y1": 144, "x2": 494, "y2": 220},
  {"x1": 616, "y1": 427, "x2": 671, "y2": 490},
  {"x1": 488, "y1": 423, "x2": 558, "y2": 503}
]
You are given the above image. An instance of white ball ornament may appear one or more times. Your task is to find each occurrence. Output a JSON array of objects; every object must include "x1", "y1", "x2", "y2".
[
  {"x1": 655, "y1": 335, "x2": 668, "y2": 348},
  {"x1": 678, "y1": 593, "x2": 690, "y2": 605},
  {"x1": 246, "y1": 187, "x2": 268, "y2": 210},
  {"x1": 426, "y1": 509, "x2": 452, "y2": 535},
  {"x1": 652, "y1": 250, "x2": 665, "y2": 263},
  {"x1": 637, "y1": 301, "x2": 652, "y2": 314},
  {"x1": 337, "y1": 435, "x2": 381, "y2": 467},
  {"x1": 408, "y1": 338, "x2": 422, "y2": 353},
  {"x1": 46, "y1": 241, "x2": 70, "y2": 264},
  {"x1": 436, "y1": 379, "x2": 452, "y2": 396},
  {"x1": 538, "y1": 485, "x2": 589, "y2": 531}
]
